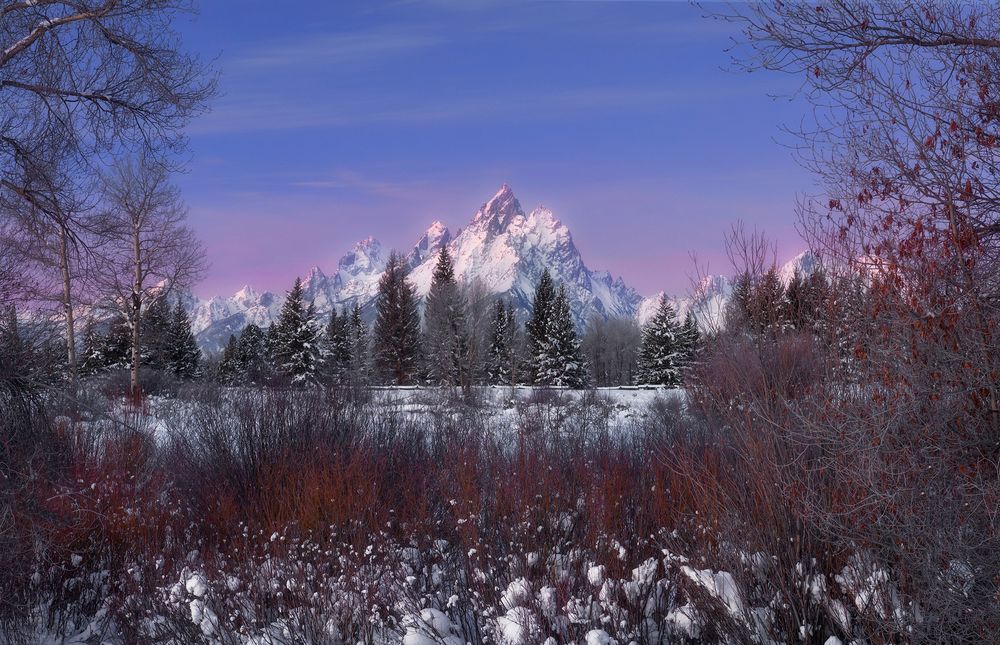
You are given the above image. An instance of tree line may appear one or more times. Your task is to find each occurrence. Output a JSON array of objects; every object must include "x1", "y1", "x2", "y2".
[{"x1": 206, "y1": 247, "x2": 709, "y2": 389}]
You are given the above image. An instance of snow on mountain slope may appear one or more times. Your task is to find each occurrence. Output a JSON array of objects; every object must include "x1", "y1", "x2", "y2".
[{"x1": 188, "y1": 184, "x2": 814, "y2": 353}]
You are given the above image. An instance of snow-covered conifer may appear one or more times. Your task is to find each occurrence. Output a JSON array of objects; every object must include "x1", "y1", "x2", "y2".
[
  {"x1": 167, "y1": 300, "x2": 201, "y2": 379},
  {"x1": 373, "y1": 252, "x2": 422, "y2": 385},
  {"x1": 424, "y1": 248, "x2": 467, "y2": 386},
  {"x1": 636, "y1": 295, "x2": 681, "y2": 386}
]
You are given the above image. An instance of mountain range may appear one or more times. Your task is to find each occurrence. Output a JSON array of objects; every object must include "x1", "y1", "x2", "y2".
[{"x1": 187, "y1": 185, "x2": 815, "y2": 353}]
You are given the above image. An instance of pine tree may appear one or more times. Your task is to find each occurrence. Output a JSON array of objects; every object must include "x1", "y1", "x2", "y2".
[
  {"x1": 103, "y1": 314, "x2": 133, "y2": 370},
  {"x1": 726, "y1": 271, "x2": 754, "y2": 332},
  {"x1": 79, "y1": 319, "x2": 107, "y2": 376},
  {"x1": 424, "y1": 247, "x2": 467, "y2": 386},
  {"x1": 373, "y1": 252, "x2": 422, "y2": 385},
  {"x1": 754, "y1": 267, "x2": 786, "y2": 333},
  {"x1": 348, "y1": 302, "x2": 369, "y2": 382},
  {"x1": 486, "y1": 299, "x2": 511, "y2": 385},
  {"x1": 636, "y1": 295, "x2": 682, "y2": 386},
  {"x1": 505, "y1": 301, "x2": 519, "y2": 385},
  {"x1": 526, "y1": 268, "x2": 556, "y2": 384},
  {"x1": 167, "y1": 300, "x2": 201, "y2": 379},
  {"x1": 264, "y1": 324, "x2": 280, "y2": 371},
  {"x1": 218, "y1": 334, "x2": 240, "y2": 384},
  {"x1": 678, "y1": 311, "x2": 701, "y2": 381},
  {"x1": 236, "y1": 323, "x2": 267, "y2": 383},
  {"x1": 535, "y1": 286, "x2": 587, "y2": 387},
  {"x1": 325, "y1": 308, "x2": 352, "y2": 381},
  {"x1": 783, "y1": 269, "x2": 807, "y2": 329},
  {"x1": 271, "y1": 277, "x2": 324, "y2": 385},
  {"x1": 141, "y1": 295, "x2": 172, "y2": 370}
]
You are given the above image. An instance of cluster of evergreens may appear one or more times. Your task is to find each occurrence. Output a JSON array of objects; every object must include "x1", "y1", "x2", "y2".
[
  {"x1": 214, "y1": 248, "x2": 711, "y2": 388},
  {"x1": 78, "y1": 295, "x2": 202, "y2": 380}
]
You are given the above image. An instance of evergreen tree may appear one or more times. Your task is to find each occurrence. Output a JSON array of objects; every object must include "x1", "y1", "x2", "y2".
[
  {"x1": 754, "y1": 267, "x2": 787, "y2": 333},
  {"x1": 103, "y1": 314, "x2": 133, "y2": 369},
  {"x1": 373, "y1": 252, "x2": 422, "y2": 385},
  {"x1": 236, "y1": 323, "x2": 267, "y2": 383},
  {"x1": 536, "y1": 286, "x2": 588, "y2": 387},
  {"x1": 271, "y1": 277, "x2": 324, "y2": 385},
  {"x1": 167, "y1": 300, "x2": 201, "y2": 379},
  {"x1": 423, "y1": 248, "x2": 467, "y2": 386},
  {"x1": 783, "y1": 268, "x2": 808, "y2": 329},
  {"x1": 505, "y1": 301, "x2": 519, "y2": 385},
  {"x1": 526, "y1": 268, "x2": 556, "y2": 384},
  {"x1": 218, "y1": 334, "x2": 240, "y2": 384},
  {"x1": 348, "y1": 302, "x2": 370, "y2": 382},
  {"x1": 486, "y1": 299, "x2": 511, "y2": 385},
  {"x1": 636, "y1": 295, "x2": 682, "y2": 386},
  {"x1": 264, "y1": 324, "x2": 280, "y2": 370},
  {"x1": 79, "y1": 319, "x2": 107, "y2": 376},
  {"x1": 678, "y1": 311, "x2": 701, "y2": 381},
  {"x1": 325, "y1": 308, "x2": 352, "y2": 381},
  {"x1": 726, "y1": 271, "x2": 754, "y2": 332},
  {"x1": 141, "y1": 295, "x2": 172, "y2": 370}
]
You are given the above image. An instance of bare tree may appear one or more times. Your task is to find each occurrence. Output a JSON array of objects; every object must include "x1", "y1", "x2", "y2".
[
  {"x1": 0, "y1": 1, "x2": 215, "y2": 227},
  {"x1": 581, "y1": 316, "x2": 641, "y2": 386},
  {"x1": 2, "y1": 136, "x2": 103, "y2": 391},
  {"x1": 94, "y1": 155, "x2": 205, "y2": 397},
  {"x1": 700, "y1": 3, "x2": 1000, "y2": 641}
]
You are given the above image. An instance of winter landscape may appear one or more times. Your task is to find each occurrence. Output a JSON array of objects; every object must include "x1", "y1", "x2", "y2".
[{"x1": 1, "y1": 2, "x2": 998, "y2": 645}]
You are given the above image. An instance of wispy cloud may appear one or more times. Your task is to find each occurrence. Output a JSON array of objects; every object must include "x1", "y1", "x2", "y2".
[
  {"x1": 292, "y1": 170, "x2": 429, "y2": 198},
  {"x1": 228, "y1": 26, "x2": 440, "y2": 69},
  {"x1": 190, "y1": 84, "x2": 750, "y2": 135}
]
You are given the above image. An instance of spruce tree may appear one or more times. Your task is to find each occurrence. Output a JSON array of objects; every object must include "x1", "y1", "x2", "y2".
[
  {"x1": 348, "y1": 302, "x2": 369, "y2": 382},
  {"x1": 103, "y1": 314, "x2": 133, "y2": 370},
  {"x1": 636, "y1": 295, "x2": 682, "y2": 386},
  {"x1": 505, "y1": 301, "x2": 519, "y2": 385},
  {"x1": 754, "y1": 267, "x2": 786, "y2": 333},
  {"x1": 783, "y1": 269, "x2": 807, "y2": 329},
  {"x1": 141, "y1": 295, "x2": 172, "y2": 370},
  {"x1": 236, "y1": 323, "x2": 267, "y2": 383},
  {"x1": 526, "y1": 268, "x2": 556, "y2": 384},
  {"x1": 423, "y1": 247, "x2": 467, "y2": 386},
  {"x1": 218, "y1": 334, "x2": 239, "y2": 384},
  {"x1": 373, "y1": 252, "x2": 422, "y2": 385},
  {"x1": 79, "y1": 319, "x2": 107, "y2": 376},
  {"x1": 536, "y1": 286, "x2": 588, "y2": 387},
  {"x1": 486, "y1": 299, "x2": 510, "y2": 385},
  {"x1": 726, "y1": 271, "x2": 754, "y2": 332},
  {"x1": 272, "y1": 277, "x2": 324, "y2": 385},
  {"x1": 678, "y1": 311, "x2": 701, "y2": 382},
  {"x1": 264, "y1": 324, "x2": 280, "y2": 371},
  {"x1": 325, "y1": 308, "x2": 352, "y2": 381},
  {"x1": 167, "y1": 300, "x2": 201, "y2": 379}
]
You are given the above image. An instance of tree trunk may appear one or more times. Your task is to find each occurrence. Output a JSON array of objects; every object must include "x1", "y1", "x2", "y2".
[{"x1": 58, "y1": 226, "x2": 78, "y2": 395}]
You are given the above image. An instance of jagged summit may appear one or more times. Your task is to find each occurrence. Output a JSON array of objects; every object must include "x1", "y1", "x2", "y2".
[
  {"x1": 410, "y1": 221, "x2": 452, "y2": 266},
  {"x1": 473, "y1": 183, "x2": 523, "y2": 233}
]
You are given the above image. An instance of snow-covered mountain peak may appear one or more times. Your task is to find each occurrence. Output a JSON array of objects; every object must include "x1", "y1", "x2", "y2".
[
  {"x1": 779, "y1": 250, "x2": 821, "y2": 284},
  {"x1": 410, "y1": 220, "x2": 452, "y2": 266},
  {"x1": 231, "y1": 285, "x2": 261, "y2": 309},
  {"x1": 522, "y1": 206, "x2": 572, "y2": 247},
  {"x1": 338, "y1": 236, "x2": 384, "y2": 276},
  {"x1": 473, "y1": 183, "x2": 523, "y2": 232}
]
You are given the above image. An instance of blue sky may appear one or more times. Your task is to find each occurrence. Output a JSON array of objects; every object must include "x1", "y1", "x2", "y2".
[{"x1": 176, "y1": 0, "x2": 814, "y2": 298}]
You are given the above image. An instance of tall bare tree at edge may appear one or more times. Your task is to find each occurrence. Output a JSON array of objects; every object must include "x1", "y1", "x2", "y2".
[{"x1": 95, "y1": 156, "x2": 205, "y2": 399}]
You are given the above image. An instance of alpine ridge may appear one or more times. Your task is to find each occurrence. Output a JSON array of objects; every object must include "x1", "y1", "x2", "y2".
[{"x1": 187, "y1": 185, "x2": 816, "y2": 353}]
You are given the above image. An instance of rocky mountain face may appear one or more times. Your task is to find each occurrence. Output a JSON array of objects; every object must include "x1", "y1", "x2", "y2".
[{"x1": 187, "y1": 184, "x2": 816, "y2": 353}]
